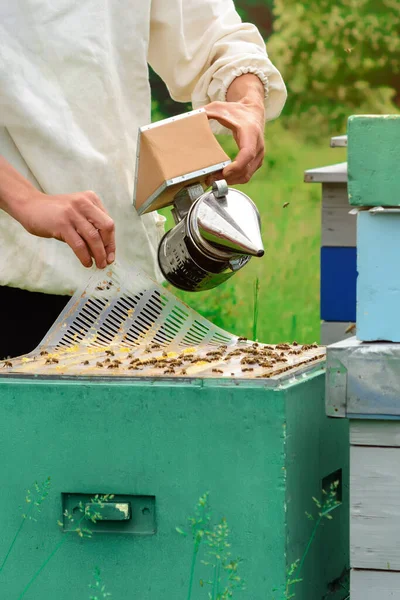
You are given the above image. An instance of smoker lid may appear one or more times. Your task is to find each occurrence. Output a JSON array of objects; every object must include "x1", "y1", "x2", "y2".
[
  {"x1": 190, "y1": 184, "x2": 265, "y2": 257},
  {"x1": 133, "y1": 109, "x2": 231, "y2": 215}
]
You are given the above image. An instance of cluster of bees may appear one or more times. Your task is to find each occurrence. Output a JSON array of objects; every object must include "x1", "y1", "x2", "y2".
[
  {"x1": 1, "y1": 338, "x2": 323, "y2": 379},
  {"x1": 83, "y1": 339, "x2": 320, "y2": 378}
]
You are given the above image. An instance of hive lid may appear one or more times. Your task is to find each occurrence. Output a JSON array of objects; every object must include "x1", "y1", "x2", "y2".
[
  {"x1": 192, "y1": 184, "x2": 265, "y2": 257},
  {"x1": 133, "y1": 109, "x2": 231, "y2": 215}
]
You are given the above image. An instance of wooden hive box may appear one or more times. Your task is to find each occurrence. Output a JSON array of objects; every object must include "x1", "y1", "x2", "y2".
[
  {"x1": 304, "y1": 135, "x2": 356, "y2": 345},
  {"x1": 0, "y1": 364, "x2": 349, "y2": 599},
  {"x1": 326, "y1": 337, "x2": 400, "y2": 599}
]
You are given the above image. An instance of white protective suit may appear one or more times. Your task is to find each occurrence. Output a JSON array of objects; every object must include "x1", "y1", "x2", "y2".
[{"x1": 0, "y1": 0, "x2": 286, "y2": 295}]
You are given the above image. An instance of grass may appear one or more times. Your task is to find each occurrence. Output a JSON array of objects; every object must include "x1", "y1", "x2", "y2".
[
  {"x1": 0, "y1": 481, "x2": 347, "y2": 599},
  {"x1": 161, "y1": 120, "x2": 346, "y2": 344}
]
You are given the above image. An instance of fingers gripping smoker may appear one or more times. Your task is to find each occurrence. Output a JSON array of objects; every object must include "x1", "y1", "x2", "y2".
[{"x1": 133, "y1": 109, "x2": 264, "y2": 291}]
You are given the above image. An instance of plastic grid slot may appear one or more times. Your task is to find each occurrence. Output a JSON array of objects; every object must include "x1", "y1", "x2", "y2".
[{"x1": 34, "y1": 262, "x2": 237, "y2": 354}]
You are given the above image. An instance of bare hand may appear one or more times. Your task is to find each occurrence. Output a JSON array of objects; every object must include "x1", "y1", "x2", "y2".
[
  {"x1": 18, "y1": 190, "x2": 116, "y2": 269},
  {"x1": 204, "y1": 98, "x2": 265, "y2": 185}
]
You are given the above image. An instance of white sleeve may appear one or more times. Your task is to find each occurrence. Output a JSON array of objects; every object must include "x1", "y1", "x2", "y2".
[{"x1": 148, "y1": 0, "x2": 287, "y2": 126}]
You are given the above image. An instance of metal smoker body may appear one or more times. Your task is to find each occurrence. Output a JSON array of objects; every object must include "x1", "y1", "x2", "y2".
[
  {"x1": 133, "y1": 109, "x2": 264, "y2": 292},
  {"x1": 158, "y1": 180, "x2": 264, "y2": 291}
]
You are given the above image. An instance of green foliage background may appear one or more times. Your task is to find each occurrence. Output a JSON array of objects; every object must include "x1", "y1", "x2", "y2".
[
  {"x1": 269, "y1": 0, "x2": 400, "y2": 136},
  {"x1": 150, "y1": 0, "x2": 397, "y2": 343}
]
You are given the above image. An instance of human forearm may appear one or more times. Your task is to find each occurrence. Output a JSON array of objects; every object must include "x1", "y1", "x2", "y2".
[
  {"x1": 0, "y1": 156, "x2": 115, "y2": 269},
  {"x1": 0, "y1": 156, "x2": 38, "y2": 221},
  {"x1": 204, "y1": 73, "x2": 266, "y2": 184},
  {"x1": 226, "y1": 73, "x2": 265, "y2": 109}
]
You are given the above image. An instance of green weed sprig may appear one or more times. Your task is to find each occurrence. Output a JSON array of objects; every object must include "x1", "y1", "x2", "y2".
[
  {"x1": 252, "y1": 277, "x2": 260, "y2": 342},
  {"x1": 0, "y1": 477, "x2": 51, "y2": 576},
  {"x1": 279, "y1": 480, "x2": 341, "y2": 600},
  {"x1": 89, "y1": 566, "x2": 112, "y2": 599},
  {"x1": 177, "y1": 492, "x2": 212, "y2": 600},
  {"x1": 202, "y1": 517, "x2": 244, "y2": 599},
  {"x1": 177, "y1": 493, "x2": 244, "y2": 600},
  {"x1": 17, "y1": 494, "x2": 114, "y2": 599}
]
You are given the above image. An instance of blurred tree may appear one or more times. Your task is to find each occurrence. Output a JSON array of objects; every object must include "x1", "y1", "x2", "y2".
[
  {"x1": 150, "y1": 0, "x2": 274, "y2": 120},
  {"x1": 235, "y1": 0, "x2": 274, "y2": 39},
  {"x1": 268, "y1": 0, "x2": 400, "y2": 134}
]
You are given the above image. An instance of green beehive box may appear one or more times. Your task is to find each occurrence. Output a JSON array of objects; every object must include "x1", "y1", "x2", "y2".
[
  {"x1": 348, "y1": 115, "x2": 400, "y2": 207},
  {"x1": 0, "y1": 367, "x2": 349, "y2": 599}
]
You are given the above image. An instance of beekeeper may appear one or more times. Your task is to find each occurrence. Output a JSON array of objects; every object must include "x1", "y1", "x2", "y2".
[{"x1": 0, "y1": 0, "x2": 286, "y2": 358}]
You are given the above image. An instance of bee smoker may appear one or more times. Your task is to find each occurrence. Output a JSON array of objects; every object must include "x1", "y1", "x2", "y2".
[
  {"x1": 157, "y1": 179, "x2": 263, "y2": 291},
  {"x1": 133, "y1": 109, "x2": 264, "y2": 292}
]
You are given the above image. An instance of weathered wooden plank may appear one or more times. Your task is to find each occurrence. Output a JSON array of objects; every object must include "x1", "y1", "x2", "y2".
[
  {"x1": 351, "y1": 446, "x2": 400, "y2": 569},
  {"x1": 350, "y1": 420, "x2": 400, "y2": 447},
  {"x1": 321, "y1": 182, "x2": 356, "y2": 247},
  {"x1": 351, "y1": 569, "x2": 400, "y2": 599},
  {"x1": 331, "y1": 135, "x2": 347, "y2": 148},
  {"x1": 321, "y1": 321, "x2": 354, "y2": 346},
  {"x1": 304, "y1": 162, "x2": 348, "y2": 183}
]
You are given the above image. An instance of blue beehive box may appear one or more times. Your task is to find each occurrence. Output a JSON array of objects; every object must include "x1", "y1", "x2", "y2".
[
  {"x1": 357, "y1": 210, "x2": 400, "y2": 342},
  {"x1": 321, "y1": 247, "x2": 357, "y2": 323}
]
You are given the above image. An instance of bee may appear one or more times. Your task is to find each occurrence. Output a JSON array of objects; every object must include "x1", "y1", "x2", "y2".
[
  {"x1": 344, "y1": 47, "x2": 354, "y2": 54},
  {"x1": 3, "y1": 361, "x2": 12, "y2": 368},
  {"x1": 283, "y1": 202, "x2": 290, "y2": 208},
  {"x1": 95, "y1": 281, "x2": 112, "y2": 291},
  {"x1": 242, "y1": 367, "x2": 254, "y2": 372},
  {"x1": 105, "y1": 350, "x2": 115, "y2": 357},
  {"x1": 40, "y1": 351, "x2": 48, "y2": 356},
  {"x1": 345, "y1": 323, "x2": 356, "y2": 334},
  {"x1": 82, "y1": 360, "x2": 90, "y2": 366},
  {"x1": 96, "y1": 361, "x2": 104, "y2": 368},
  {"x1": 45, "y1": 358, "x2": 59, "y2": 364},
  {"x1": 212, "y1": 368, "x2": 223, "y2": 374},
  {"x1": 241, "y1": 358, "x2": 257, "y2": 365}
]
